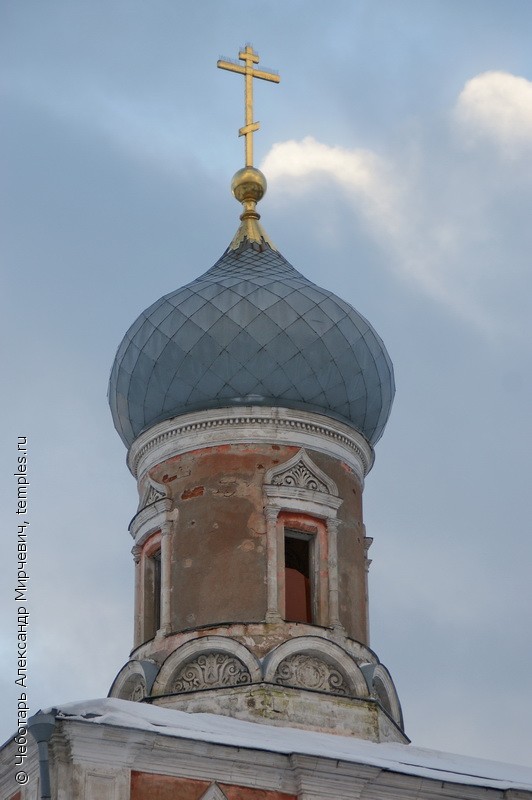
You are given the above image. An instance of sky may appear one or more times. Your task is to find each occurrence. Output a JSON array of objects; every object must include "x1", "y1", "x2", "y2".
[{"x1": 2, "y1": 0, "x2": 532, "y2": 766}]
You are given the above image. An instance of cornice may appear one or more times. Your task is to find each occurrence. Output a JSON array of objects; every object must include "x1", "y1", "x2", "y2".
[
  {"x1": 127, "y1": 406, "x2": 374, "y2": 483},
  {"x1": 60, "y1": 720, "x2": 296, "y2": 792},
  {"x1": 128, "y1": 497, "x2": 173, "y2": 543},
  {"x1": 44, "y1": 717, "x2": 529, "y2": 799}
]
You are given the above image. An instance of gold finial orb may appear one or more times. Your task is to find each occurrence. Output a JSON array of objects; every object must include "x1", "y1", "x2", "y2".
[
  {"x1": 228, "y1": 166, "x2": 276, "y2": 250},
  {"x1": 231, "y1": 166, "x2": 267, "y2": 204}
]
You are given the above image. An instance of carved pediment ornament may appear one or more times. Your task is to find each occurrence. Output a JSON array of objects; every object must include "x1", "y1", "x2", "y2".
[
  {"x1": 139, "y1": 477, "x2": 167, "y2": 511},
  {"x1": 272, "y1": 461, "x2": 328, "y2": 492},
  {"x1": 129, "y1": 681, "x2": 146, "y2": 702},
  {"x1": 273, "y1": 653, "x2": 350, "y2": 696},
  {"x1": 145, "y1": 485, "x2": 165, "y2": 505},
  {"x1": 171, "y1": 652, "x2": 252, "y2": 693},
  {"x1": 120, "y1": 675, "x2": 146, "y2": 702},
  {"x1": 265, "y1": 449, "x2": 338, "y2": 496}
]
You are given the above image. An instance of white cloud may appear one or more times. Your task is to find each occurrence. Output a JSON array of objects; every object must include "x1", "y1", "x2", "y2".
[
  {"x1": 11, "y1": 64, "x2": 530, "y2": 339},
  {"x1": 261, "y1": 137, "x2": 492, "y2": 331},
  {"x1": 455, "y1": 71, "x2": 532, "y2": 155},
  {"x1": 262, "y1": 136, "x2": 399, "y2": 228},
  {"x1": 260, "y1": 70, "x2": 532, "y2": 340}
]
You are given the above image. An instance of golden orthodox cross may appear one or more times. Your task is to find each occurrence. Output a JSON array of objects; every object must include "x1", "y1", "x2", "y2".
[{"x1": 217, "y1": 45, "x2": 280, "y2": 167}]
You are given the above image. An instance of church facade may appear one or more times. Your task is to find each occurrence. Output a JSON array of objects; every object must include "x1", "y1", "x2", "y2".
[{"x1": 2, "y1": 46, "x2": 531, "y2": 800}]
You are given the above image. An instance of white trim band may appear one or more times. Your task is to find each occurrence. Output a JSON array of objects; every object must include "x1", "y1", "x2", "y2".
[{"x1": 128, "y1": 406, "x2": 374, "y2": 482}]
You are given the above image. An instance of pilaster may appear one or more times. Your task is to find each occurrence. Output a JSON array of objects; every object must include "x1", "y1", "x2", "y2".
[{"x1": 265, "y1": 507, "x2": 281, "y2": 623}]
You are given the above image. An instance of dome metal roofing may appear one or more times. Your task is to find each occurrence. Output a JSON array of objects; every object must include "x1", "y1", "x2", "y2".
[
  {"x1": 108, "y1": 168, "x2": 394, "y2": 449},
  {"x1": 109, "y1": 246, "x2": 394, "y2": 449}
]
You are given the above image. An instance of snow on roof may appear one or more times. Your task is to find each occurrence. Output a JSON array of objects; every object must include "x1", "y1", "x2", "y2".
[{"x1": 45, "y1": 697, "x2": 532, "y2": 792}]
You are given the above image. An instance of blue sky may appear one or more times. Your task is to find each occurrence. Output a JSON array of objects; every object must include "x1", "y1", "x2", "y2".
[{"x1": 2, "y1": 1, "x2": 532, "y2": 765}]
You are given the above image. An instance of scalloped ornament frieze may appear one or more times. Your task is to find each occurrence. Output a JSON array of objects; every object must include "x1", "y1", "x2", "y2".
[
  {"x1": 171, "y1": 652, "x2": 252, "y2": 692},
  {"x1": 273, "y1": 653, "x2": 350, "y2": 696}
]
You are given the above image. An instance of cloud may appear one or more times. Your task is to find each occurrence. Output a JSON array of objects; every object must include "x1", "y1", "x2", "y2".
[
  {"x1": 454, "y1": 71, "x2": 532, "y2": 156},
  {"x1": 261, "y1": 137, "x2": 491, "y2": 331},
  {"x1": 9, "y1": 61, "x2": 531, "y2": 340},
  {"x1": 262, "y1": 136, "x2": 398, "y2": 222},
  {"x1": 261, "y1": 68, "x2": 532, "y2": 341}
]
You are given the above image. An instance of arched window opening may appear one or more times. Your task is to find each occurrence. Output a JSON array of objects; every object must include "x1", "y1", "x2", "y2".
[
  {"x1": 143, "y1": 543, "x2": 161, "y2": 641},
  {"x1": 284, "y1": 530, "x2": 313, "y2": 623},
  {"x1": 151, "y1": 549, "x2": 161, "y2": 633}
]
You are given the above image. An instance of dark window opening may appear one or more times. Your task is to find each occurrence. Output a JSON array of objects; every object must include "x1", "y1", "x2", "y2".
[
  {"x1": 145, "y1": 548, "x2": 161, "y2": 640},
  {"x1": 152, "y1": 550, "x2": 161, "y2": 633},
  {"x1": 284, "y1": 530, "x2": 313, "y2": 623}
]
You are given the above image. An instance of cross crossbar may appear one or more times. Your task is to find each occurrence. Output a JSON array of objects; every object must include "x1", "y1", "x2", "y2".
[{"x1": 218, "y1": 45, "x2": 280, "y2": 166}]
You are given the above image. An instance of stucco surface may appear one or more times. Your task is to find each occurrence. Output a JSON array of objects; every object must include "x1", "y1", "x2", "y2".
[{"x1": 143, "y1": 442, "x2": 367, "y2": 641}]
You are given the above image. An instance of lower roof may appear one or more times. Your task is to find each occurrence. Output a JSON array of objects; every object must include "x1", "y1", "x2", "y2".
[{"x1": 38, "y1": 698, "x2": 532, "y2": 792}]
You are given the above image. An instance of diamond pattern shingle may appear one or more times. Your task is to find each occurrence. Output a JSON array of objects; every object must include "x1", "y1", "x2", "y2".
[{"x1": 109, "y1": 240, "x2": 394, "y2": 447}]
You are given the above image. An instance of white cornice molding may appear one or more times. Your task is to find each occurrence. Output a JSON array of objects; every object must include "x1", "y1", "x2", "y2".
[
  {"x1": 127, "y1": 406, "x2": 374, "y2": 483},
  {"x1": 53, "y1": 718, "x2": 523, "y2": 800},
  {"x1": 60, "y1": 720, "x2": 296, "y2": 792},
  {"x1": 263, "y1": 485, "x2": 343, "y2": 519},
  {"x1": 128, "y1": 497, "x2": 174, "y2": 545}
]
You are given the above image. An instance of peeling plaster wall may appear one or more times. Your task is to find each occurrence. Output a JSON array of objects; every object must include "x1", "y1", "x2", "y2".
[
  {"x1": 145, "y1": 442, "x2": 368, "y2": 643},
  {"x1": 130, "y1": 772, "x2": 296, "y2": 800}
]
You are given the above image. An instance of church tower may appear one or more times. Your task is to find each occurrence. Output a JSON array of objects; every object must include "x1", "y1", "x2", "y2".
[
  {"x1": 107, "y1": 45, "x2": 405, "y2": 744},
  {"x1": 5, "y1": 43, "x2": 532, "y2": 800}
]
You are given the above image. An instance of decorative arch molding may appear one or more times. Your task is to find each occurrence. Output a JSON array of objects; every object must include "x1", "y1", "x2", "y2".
[
  {"x1": 108, "y1": 659, "x2": 158, "y2": 702},
  {"x1": 129, "y1": 498, "x2": 173, "y2": 549},
  {"x1": 153, "y1": 636, "x2": 262, "y2": 695},
  {"x1": 360, "y1": 663, "x2": 404, "y2": 728},
  {"x1": 262, "y1": 635, "x2": 368, "y2": 697}
]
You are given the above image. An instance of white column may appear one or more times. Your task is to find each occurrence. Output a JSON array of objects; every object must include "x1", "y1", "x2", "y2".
[
  {"x1": 132, "y1": 545, "x2": 142, "y2": 647},
  {"x1": 363, "y1": 527, "x2": 373, "y2": 643},
  {"x1": 326, "y1": 518, "x2": 343, "y2": 632},
  {"x1": 265, "y1": 506, "x2": 282, "y2": 622},
  {"x1": 159, "y1": 519, "x2": 173, "y2": 635}
]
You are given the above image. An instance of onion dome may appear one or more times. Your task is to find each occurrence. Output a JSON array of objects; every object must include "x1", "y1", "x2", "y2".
[{"x1": 109, "y1": 168, "x2": 394, "y2": 448}]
